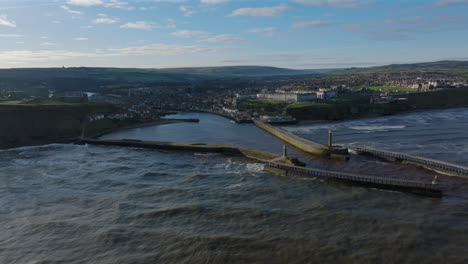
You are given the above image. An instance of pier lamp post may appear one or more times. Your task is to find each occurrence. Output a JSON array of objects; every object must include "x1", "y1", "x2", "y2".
[{"x1": 328, "y1": 129, "x2": 333, "y2": 150}]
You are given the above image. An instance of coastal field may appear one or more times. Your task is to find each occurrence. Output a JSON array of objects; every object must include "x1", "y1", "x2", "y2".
[
  {"x1": 353, "y1": 86, "x2": 415, "y2": 92},
  {"x1": 239, "y1": 88, "x2": 468, "y2": 121}
]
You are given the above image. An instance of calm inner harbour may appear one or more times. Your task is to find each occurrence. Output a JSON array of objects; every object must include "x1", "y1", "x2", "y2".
[{"x1": 1, "y1": 108, "x2": 468, "y2": 263}]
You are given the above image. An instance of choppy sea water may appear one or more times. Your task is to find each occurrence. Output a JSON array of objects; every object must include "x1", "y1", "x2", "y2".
[{"x1": 1, "y1": 109, "x2": 468, "y2": 263}]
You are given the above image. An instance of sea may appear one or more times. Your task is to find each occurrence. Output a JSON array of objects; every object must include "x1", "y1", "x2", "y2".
[{"x1": 1, "y1": 108, "x2": 468, "y2": 263}]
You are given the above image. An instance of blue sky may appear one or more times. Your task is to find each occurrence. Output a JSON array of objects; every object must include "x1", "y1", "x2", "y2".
[{"x1": 0, "y1": 0, "x2": 467, "y2": 69}]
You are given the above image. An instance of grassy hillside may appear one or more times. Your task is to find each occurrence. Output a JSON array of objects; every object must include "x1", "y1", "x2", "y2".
[
  {"x1": 156, "y1": 66, "x2": 319, "y2": 77},
  {"x1": 0, "y1": 66, "x2": 320, "y2": 95},
  {"x1": 329, "y1": 60, "x2": 468, "y2": 77},
  {"x1": 0, "y1": 65, "x2": 315, "y2": 82}
]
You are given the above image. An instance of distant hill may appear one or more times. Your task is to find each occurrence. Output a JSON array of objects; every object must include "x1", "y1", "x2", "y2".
[
  {"x1": 0, "y1": 65, "x2": 319, "y2": 82},
  {"x1": 156, "y1": 66, "x2": 323, "y2": 77},
  {"x1": 0, "y1": 66, "x2": 322, "y2": 95},
  {"x1": 329, "y1": 60, "x2": 468, "y2": 76}
]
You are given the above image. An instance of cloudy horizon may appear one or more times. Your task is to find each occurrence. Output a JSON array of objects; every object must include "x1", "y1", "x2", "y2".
[{"x1": 0, "y1": 0, "x2": 468, "y2": 69}]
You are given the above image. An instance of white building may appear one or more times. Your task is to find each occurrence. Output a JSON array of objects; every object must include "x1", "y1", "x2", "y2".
[
  {"x1": 257, "y1": 92, "x2": 317, "y2": 102},
  {"x1": 316, "y1": 91, "x2": 336, "y2": 99}
]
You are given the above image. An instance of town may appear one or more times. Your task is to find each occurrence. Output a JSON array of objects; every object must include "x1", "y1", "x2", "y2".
[{"x1": 1, "y1": 63, "x2": 468, "y2": 126}]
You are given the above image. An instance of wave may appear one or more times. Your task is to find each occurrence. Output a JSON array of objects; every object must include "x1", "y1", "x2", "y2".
[
  {"x1": 135, "y1": 205, "x2": 209, "y2": 219},
  {"x1": 142, "y1": 172, "x2": 170, "y2": 177},
  {"x1": 349, "y1": 125, "x2": 406, "y2": 131},
  {"x1": 0, "y1": 143, "x2": 73, "y2": 153},
  {"x1": 246, "y1": 163, "x2": 265, "y2": 173}
]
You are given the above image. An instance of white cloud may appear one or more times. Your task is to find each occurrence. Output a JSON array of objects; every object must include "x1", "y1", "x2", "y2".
[
  {"x1": 74, "y1": 37, "x2": 89, "y2": 41},
  {"x1": 0, "y1": 50, "x2": 103, "y2": 66},
  {"x1": 60, "y1": 5, "x2": 82, "y2": 15},
  {"x1": 432, "y1": 0, "x2": 468, "y2": 7},
  {"x1": 104, "y1": 0, "x2": 133, "y2": 10},
  {"x1": 166, "y1": 18, "x2": 176, "y2": 28},
  {"x1": 120, "y1": 21, "x2": 156, "y2": 30},
  {"x1": 200, "y1": 34, "x2": 244, "y2": 43},
  {"x1": 171, "y1": 30, "x2": 208, "y2": 38},
  {"x1": 229, "y1": 4, "x2": 290, "y2": 17},
  {"x1": 151, "y1": 0, "x2": 187, "y2": 2},
  {"x1": 67, "y1": 0, "x2": 103, "y2": 6},
  {"x1": 67, "y1": 0, "x2": 134, "y2": 10},
  {"x1": 93, "y1": 17, "x2": 119, "y2": 24},
  {"x1": 293, "y1": 0, "x2": 364, "y2": 8},
  {"x1": 94, "y1": 17, "x2": 118, "y2": 24},
  {"x1": 249, "y1": 27, "x2": 278, "y2": 37},
  {"x1": 179, "y1": 5, "x2": 194, "y2": 16},
  {"x1": 42, "y1": 42, "x2": 57, "y2": 46},
  {"x1": 0, "y1": 14, "x2": 16, "y2": 27},
  {"x1": 0, "y1": 42, "x2": 232, "y2": 66},
  {"x1": 292, "y1": 20, "x2": 339, "y2": 28},
  {"x1": 111, "y1": 42, "x2": 232, "y2": 55},
  {"x1": 0, "y1": 34, "x2": 23, "y2": 37},
  {"x1": 201, "y1": 0, "x2": 230, "y2": 4}
]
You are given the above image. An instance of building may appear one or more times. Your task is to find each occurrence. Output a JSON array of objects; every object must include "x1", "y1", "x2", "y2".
[
  {"x1": 257, "y1": 91, "x2": 317, "y2": 102},
  {"x1": 55, "y1": 91, "x2": 88, "y2": 103},
  {"x1": 233, "y1": 93, "x2": 258, "y2": 107},
  {"x1": 235, "y1": 94, "x2": 257, "y2": 100},
  {"x1": 316, "y1": 90, "x2": 336, "y2": 99}
]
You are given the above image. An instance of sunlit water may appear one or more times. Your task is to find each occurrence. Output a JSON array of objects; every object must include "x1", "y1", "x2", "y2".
[{"x1": 1, "y1": 109, "x2": 468, "y2": 263}]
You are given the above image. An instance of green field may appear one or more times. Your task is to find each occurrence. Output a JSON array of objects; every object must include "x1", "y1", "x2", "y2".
[
  {"x1": 353, "y1": 86, "x2": 415, "y2": 92},
  {"x1": 238, "y1": 99, "x2": 289, "y2": 115},
  {"x1": 288, "y1": 102, "x2": 315, "y2": 108},
  {"x1": 0, "y1": 98, "x2": 75, "y2": 105},
  {"x1": 0, "y1": 97, "x2": 112, "y2": 107}
]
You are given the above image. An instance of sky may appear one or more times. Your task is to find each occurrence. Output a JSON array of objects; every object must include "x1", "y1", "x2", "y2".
[{"x1": 0, "y1": 0, "x2": 468, "y2": 69}]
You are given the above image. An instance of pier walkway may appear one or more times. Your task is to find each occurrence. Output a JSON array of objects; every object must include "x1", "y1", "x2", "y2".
[
  {"x1": 253, "y1": 120, "x2": 348, "y2": 158},
  {"x1": 81, "y1": 139, "x2": 441, "y2": 197},
  {"x1": 350, "y1": 146, "x2": 468, "y2": 178},
  {"x1": 262, "y1": 161, "x2": 441, "y2": 197}
]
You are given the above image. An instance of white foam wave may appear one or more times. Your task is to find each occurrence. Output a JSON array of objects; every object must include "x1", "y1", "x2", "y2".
[
  {"x1": 246, "y1": 163, "x2": 265, "y2": 172},
  {"x1": 349, "y1": 125, "x2": 406, "y2": 131},
  {"x1": 0, "y1": 143, "x2": 72, "y2": 153}
]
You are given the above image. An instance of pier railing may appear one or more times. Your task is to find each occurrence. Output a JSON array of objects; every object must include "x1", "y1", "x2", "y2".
[
  {"x1": 265, "y1": 162, "x2": 436, "y2": 189},
  {"x1": 351, "y1": 146, "x2": 468, "y2": 176},
  {"x1": 260, "y1": 161, "x2": 441, "y2": 197}
]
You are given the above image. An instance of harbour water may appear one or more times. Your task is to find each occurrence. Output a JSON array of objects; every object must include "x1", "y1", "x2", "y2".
[{"x1": 1, "y1": 108, "x2": 468, "y2": 263}]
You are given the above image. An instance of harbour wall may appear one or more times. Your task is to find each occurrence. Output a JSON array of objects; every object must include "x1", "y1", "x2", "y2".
[
  {"x1": 81, "y1": 139, "x2": 302, "y2": 166},
  {"x1": 263, "y1": 162, "x2": 442, "y2": 198},
  {"x1": 83, "y1": 139, "x2": 441, "y2": 197},
  {"x1": 254, "y1": 120, "x2": 348, "y2": 159},
  {"x1": 350, "y1": 146, "x2": 468, "y2": 179}
]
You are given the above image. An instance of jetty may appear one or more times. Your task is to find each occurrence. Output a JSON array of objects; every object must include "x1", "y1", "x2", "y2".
[
  {"x1": 263, "y1": 161, "x2": 441, "y2": 198},
  {"x1": 350, "y1": 146, "x2": 468, "y2": 178},
  {"x1": 82, "y1": 139, "x2": 442, "y2": 197},
  {"x1": 81, "y1": 139, "x2": 302, "y2": 166},
  {"x1": 253, "y1": 120, "x2": 348, "y2": 159}
]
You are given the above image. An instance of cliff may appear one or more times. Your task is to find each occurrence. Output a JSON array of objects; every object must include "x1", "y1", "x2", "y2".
[{"x1": 0, "y1": 103, "x2": 119, "y2": 149}]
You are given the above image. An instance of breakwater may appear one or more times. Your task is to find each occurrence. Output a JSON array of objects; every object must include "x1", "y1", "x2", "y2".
[
  {"x1": 82, "y1": 139, "x2": 441, "y2": 197},
  {"x1": 350, "y1": 146, "x2": 468, "y2": 178},
  {"x1": 263, "y1": 161, "x2": 442, "y2": 198},
  {"x1": 253, "y1": 120, "x2": 348, "y2": 159},
  {"x1": 81, "y1": 139, "x2": 302, "y2": 166}
]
